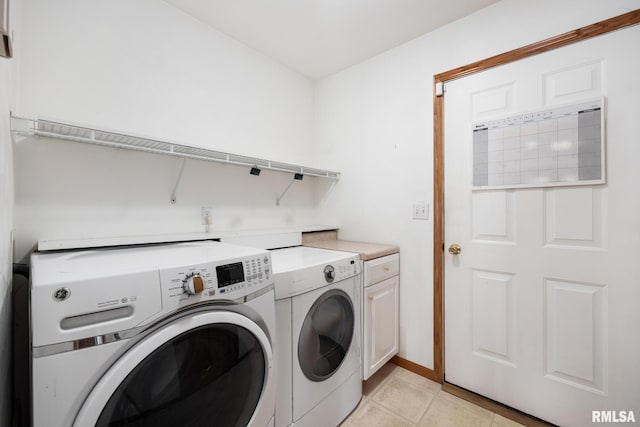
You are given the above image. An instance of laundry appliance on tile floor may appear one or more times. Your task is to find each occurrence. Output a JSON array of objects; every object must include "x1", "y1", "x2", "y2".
[
  {"x1": 271, "y1": 246, "x2": 362, "y2": 427},
  {"x1": 30, "y1": 241, "x2": 276, "y2": 427}
]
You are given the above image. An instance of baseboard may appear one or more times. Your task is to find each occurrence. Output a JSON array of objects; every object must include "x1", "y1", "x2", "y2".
[
  {"x1": 389, "y1": 356, "x2": 440, "y2": 383},
  {"x1": 442, "y1": 382, "x2": 556, "y2": 427}
]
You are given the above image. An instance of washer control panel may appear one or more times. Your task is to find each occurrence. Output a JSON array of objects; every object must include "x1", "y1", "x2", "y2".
[
  {"x1": 271, "y1": 248, "x2": 362, "y2": 300},
  {"x1": 328, "y1": 259, "x2": 360, "y2": 282},
  {"x1": 160, "y1": 253, "x2": 272, "y2": 309},
  {"x1": 30, "y1": 242, "x2": 273, "y2": 346}
]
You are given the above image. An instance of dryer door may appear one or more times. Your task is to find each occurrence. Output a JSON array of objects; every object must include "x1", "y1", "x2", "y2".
[
  {"x1": 298, "y1": 288, "x2": 355, "y2": 381},
  {"x1": 74, "y1": 311, "x2": 273, "y2": 427}
]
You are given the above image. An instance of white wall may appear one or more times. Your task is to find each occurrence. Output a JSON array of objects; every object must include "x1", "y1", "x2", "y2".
[
  {"x1": 313, "y1": 0, "x2": 640, "y2": 369},
  {"x1": 13, "y1": 0, "x2": 323, "y2": 261},
  {"x1": 0, "y1": 62, "x2": 14, "y2": 427},
  {"x1": 0, "y1": 0, "x2": 19, "y2": 422}
]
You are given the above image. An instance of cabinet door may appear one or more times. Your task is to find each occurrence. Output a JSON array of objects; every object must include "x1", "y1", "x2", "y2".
[{"x1": 363, "y1": 275, "x2": 399, "y2": 380}]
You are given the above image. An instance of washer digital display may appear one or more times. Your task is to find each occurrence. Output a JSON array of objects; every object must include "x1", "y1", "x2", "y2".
[{"x1": 216, "y1": 262, "x2": 245, "y2": 288}]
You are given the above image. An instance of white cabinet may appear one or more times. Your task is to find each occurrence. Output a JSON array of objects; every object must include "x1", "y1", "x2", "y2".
[{"x1": 363, "y1": 253, "x2": 399, "y2": 380}]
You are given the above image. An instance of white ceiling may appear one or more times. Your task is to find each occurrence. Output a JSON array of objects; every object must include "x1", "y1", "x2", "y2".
[{"x1": 164, "y1": 0, "x2": 499, "y2": 80}]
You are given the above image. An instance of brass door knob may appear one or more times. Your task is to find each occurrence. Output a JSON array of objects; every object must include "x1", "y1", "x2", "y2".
[{"x1": 448, "y1": 244, "x2": 461, "y2": 255}]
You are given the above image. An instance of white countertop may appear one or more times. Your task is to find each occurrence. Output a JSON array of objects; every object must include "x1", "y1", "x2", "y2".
[{"x1": 37, "y1": 225, "x2": 339, "y2": 252}]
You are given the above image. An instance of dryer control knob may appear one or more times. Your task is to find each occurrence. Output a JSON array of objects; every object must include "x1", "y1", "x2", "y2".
[
  {"x1": 184, "y1": 274, "x2": 205, "y2": 295},
  {"x1": 323, "y1": 265, "x2": 335, "y2": 283}
]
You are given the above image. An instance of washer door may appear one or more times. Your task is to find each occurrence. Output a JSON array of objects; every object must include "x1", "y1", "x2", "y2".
[
  {"x1": 74, "y1": 311, "x2": 273, "y2": 427},
  {"x1": 298, "y1": 289, "x2": 354, "y2": 382}
]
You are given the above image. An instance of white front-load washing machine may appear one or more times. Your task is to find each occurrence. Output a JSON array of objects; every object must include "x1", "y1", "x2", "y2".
[
  {"x1": 271, "y1": 247, "x2": 362, "y2": 427},
  {"x1": 30, "y1": 241, "x2": 276, "y2": 427}
]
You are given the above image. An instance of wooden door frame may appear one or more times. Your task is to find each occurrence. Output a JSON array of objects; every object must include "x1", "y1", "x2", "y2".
[{"x1": 432, "y1": 9, "x2": 640, "y2": 383}]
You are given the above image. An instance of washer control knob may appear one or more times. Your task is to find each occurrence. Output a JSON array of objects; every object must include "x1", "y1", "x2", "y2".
[
  {"x1": 323, "y1": 265, "x2": 335, "y2": 283},
  {"x1": 184, "y1": 274, "x2": 205, "y2": 295}
]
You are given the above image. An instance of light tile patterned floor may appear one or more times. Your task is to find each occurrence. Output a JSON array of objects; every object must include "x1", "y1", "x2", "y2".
[{"x1": 341, "y1": 364, "x2": 524, "y2": 427}]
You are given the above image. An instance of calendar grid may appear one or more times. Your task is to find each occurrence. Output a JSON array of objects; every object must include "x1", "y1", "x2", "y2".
[{"x1": 472, "y1": 99, "x2": 604, "y2": 190}]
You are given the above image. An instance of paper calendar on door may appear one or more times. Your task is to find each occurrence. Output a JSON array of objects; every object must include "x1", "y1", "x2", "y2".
[{"x1": 472, "y1": 98, "x2": 605, "y2": 190}]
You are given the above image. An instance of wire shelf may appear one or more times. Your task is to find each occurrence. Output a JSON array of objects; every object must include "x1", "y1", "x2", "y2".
[{"x1": 11, "y1": 115, "x2": 340, "y2": 180}]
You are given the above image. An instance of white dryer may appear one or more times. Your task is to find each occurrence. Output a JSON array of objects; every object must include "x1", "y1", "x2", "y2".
[
  {"x1": 30, "y1": 241, "x2": 276, "y2": 427},
  {"x1": 271, "y1": 247, "x2": 362, "y2": 427}
]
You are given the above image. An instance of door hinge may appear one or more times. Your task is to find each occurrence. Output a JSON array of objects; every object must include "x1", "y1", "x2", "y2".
[{"x1": 442, "y1": 243, "x2": 445, "y2": 251}]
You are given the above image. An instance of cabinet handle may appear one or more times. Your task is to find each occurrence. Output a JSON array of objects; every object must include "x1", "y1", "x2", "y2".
[
  {"x1": 369, "y1": 295, "x2": 374, "y2": 300},
  {"x1": 384, "y1": 266, "x2": 390, "y2": 272}
]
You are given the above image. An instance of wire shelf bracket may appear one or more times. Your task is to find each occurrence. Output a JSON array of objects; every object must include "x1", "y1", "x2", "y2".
[
  {"x1": 276, "y1": 173, "x2": 304, "y2": 206},
  {"x1": 170, "y1": 158, "x2": 188, "y2": 204}
]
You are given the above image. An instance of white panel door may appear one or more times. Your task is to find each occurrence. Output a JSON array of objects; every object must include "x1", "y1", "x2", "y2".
[{"x1": 444, "y1": 26, "x2": 640, "y2": 426}]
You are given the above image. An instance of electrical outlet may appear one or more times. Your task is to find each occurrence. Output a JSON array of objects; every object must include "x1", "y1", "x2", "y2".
[
  {"x1": 201, "y1": 207, "x2": 213, "y2": 225},
  {"x1": 412, "y1": 203, "x2": 429, "y2": 220}
]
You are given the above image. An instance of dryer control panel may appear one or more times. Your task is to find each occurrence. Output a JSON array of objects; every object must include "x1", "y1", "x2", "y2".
[{"x1": 159, "y1": 252, "x2": 272, "y2": 310}]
